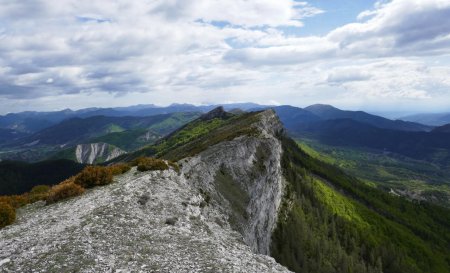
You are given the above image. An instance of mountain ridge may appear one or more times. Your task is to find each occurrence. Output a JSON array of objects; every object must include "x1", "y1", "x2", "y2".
[{"x1": 0, "y1": 109, "x2": 449, "y2": 273}]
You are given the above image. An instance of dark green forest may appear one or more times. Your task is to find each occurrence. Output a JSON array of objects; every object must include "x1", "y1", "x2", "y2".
[
  {"x1": 0, "y1": 160, "x2": 85, "y2": 195},
  {"x1": 271, "y1": 136, "x2": 450, "y2": 273}
]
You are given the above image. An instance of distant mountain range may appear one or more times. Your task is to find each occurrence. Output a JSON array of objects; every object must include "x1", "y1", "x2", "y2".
[
  {"x1": 303, "y1": 104, "x2": 433, "y2": 131},
  {"x1": 400, "y1": 112, "x2": 450, "y2": 126},
  {"x1": 0, "y1": 112, "x2": 200, "y2": 162},
  {"x1": 0, "y1": 103, "x2": 267, "y2": 134},
  {"x1": 432, "y1": 123, "x2": 450, "y2": 133},
  {"x1": 1, "y1": 102, "x2": 449, "y2": 165},
  {"x1": 7, "y1": 113, "x2": 199, "y2": 147}
]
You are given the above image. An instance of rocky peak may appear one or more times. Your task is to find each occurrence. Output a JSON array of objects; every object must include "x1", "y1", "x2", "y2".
[{"x1": 200, "y1": 106, "x2": 231, "y2": 121}]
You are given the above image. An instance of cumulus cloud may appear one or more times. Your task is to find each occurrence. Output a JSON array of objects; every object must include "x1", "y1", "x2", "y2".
[
  {"x1": 329, "y1": 0, "x2": 450, "y2": 57},
  {"x1": 227, "y1": 0, "x2": 450, "y2": 67},
  {"x1": 327, "y1": 68, "x2": 372, "y2": 84},
  {"x1": 0, "y1": 0, "x2": 449, "y2": 113},
  {"x1": 0, "y1": 0, "x2": 325, "y2": 102}
]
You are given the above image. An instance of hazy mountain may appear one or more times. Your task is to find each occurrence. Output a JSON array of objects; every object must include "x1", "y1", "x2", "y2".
[
  {"x1": 291, "y1": 118, "x2": 450, "y2": 165},
  {"x1": 7, "y1": 113, "x2": 200, "y2": 148},
  {"x1": 272, "y1": 105, "x2": 321, "y2": 129},
  {"x1": 0, "y1": 112, "x2": 200, "y2": 163},
  {"x1": 0, "y1": 103, "x2": 270, "y2": 133},
  {"x1": 432, "y1": 123, "x2": 450, "y2": 133},
  {"x1": 401, "y1": 112, "x2": 450, "y2": 126},
  {"x1": 304, "y1": 104, "x2": 433, "y2": 132},
  {"x1": 0, "y1": 129, "x2": 29, "y2": 145}
]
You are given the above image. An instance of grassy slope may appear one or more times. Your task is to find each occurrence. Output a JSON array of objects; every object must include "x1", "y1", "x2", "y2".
[
  {"x1": 118, "y1": 111, "x2": 261, "y2": 162},
  {"x1": 296, "y1": 139, "x2": 450, "y2": 207},
  {"x1": 84, "y1": 112, "x2": 200, "y2": 151},
  {"x1": 90, "y1": 129, "x2": 160, "y2": 151},
  {"x1": 271, "y1": 136, "x2": 450, "y2": 273}
]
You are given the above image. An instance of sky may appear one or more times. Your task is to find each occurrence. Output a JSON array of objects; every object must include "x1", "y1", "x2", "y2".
[{"x1": 1, "y1": 0, "x2": 450, "y2": 114}]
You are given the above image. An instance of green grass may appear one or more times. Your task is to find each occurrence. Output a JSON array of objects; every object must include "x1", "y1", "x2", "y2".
[
  {"x1": 313, "y1": 178, "x2": 369, "y2": 228},
  {"x1": 119, "y1": 111, "x2": 261, "y2": 162},
  {"x1": 91, "y1": 129, "x2": 161, "y2": 151},
  {"x1": 90, "y1": 113, "x2": 199, "y2": 151},
  {"x1": 104, "y1": 124, "x2": 125, "y2": 133},
  {"x1": 296, "y1": 139, "x2": 450, "y2": 207},
  {"x1": 214, "y1": 166, "x2": 249, "y2": 231},
  {"x1": 148, "y1": 112, "x2": 200, "y2": 135}
]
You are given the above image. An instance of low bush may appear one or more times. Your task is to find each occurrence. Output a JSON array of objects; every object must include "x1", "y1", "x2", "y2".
[
  {"x1": 133, "y1": 157, "x2": 169, "y2": 172},
  {"x1": 0, "y1": 202, "x2": 16, "y2": 228},
  {"x1": 28, "y1": 185, "x2": 51, "y2": 203},
  {"x1": 0, "y1": 195, "x2": 28, "y2": 208},
  {"x1": 167, "y1": 161, "x2": 180, "y2": 173},
  {"x1": 107, "y1": 163, "x2": 131, "y2": 175},
  {"x1": 74, "y1": 166, "x2": 113, "y2": 188},
  {"x1": 46, "y1": 179, "x2": 85, "y2": 204}
]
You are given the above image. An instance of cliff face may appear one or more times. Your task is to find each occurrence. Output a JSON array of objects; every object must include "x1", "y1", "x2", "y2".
[
  {"x1": 181, "y1": 110, "x2": 285, "y2": 255},
  {"x1": 75, "y1": 142, "x2": 125, "y2": 164},
  {"x1": 0, "y1": 110, "x2": 291, "y2": 272}
]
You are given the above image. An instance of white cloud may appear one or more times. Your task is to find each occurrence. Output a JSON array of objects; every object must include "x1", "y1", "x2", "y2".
[
  {"x1": 0, "y1": 0, "x2": 449, "y2": 113},
  {"x1": 329, "y1": 0, "x2": 450, "y2": 57}
]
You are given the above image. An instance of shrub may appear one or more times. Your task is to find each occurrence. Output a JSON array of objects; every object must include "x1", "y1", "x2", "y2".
[
  {"x1": 133, "y1": 157, "x2": 169, "y2": 172},
  {"x1": 0, "y1": 195, "x2": 28, "y2": 208},
  {"x1": 74, "y1": 166, "x2": 113, "y2": 188},
  {"x1": 28, "y1": 185, "x2": 51, "y2": 203},
  {"x1": 0, "y1": 202, "x2": 16, "y2": 228},
  {"x1": 107, "y1": 163, "x2": 131, "y2": 175},
  {"x1": 168, "y1": 161, "x2": 180, "y2": 173},
  {"x1": 46, "y1": 179, "x2": 85, "y2": 204}
]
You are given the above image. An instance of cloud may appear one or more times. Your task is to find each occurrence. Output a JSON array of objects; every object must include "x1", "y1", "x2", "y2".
[
  {"x1": 324, "y1": 58, "x2": 450, "y2": 99},
  {"x1": 328, "y1": 0, "x2": 450, "y2": 57},
  {"x1": 327, "y1": 68, "x2": 372, "y2": 84},
  {"x1": 227, "y1": 0, "x2": 450, "y2": 67},
  {"x1": 0, "y1": 0, "x2": 449, "y2": 113},
  {"x1": 151, "y1": 0, "x2": 323, "y2": 27},
  {"x1": 224, "y1": 36, "x2": 336, "y2": 66}
]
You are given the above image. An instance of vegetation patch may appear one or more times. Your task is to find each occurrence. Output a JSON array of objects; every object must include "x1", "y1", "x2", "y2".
[
  {"x1": 0, "y1": 202, "x2": 15, "y2": 228},
  {"x1": 46, "y1": 178, "x2": 85, "y2": 204},
  {"x1": 74, "y1": 166, "x2": 113, "y2": 188},
  {"x1": 132, "y1": 157, "x2": 169, "y2": 172},
  {"x1": 271, "y1": 135, "x2": 450, "y2": 273},
  {"x1": 0, "y1": 162, "x2": 131, "y2": 229},
  {"x1": 118, "y1": 111, "x2": 261, "y2": 163},
  {"x1": 313, "y1": 179, "x2": 369, "y2": 228},
  {"x1": 214, "y1": 166, "x2": 249, "y2": 232},
  {"x1": 108, "y1": 163, "x2": 131, "y2": 175},
  {"x1": 296, "y1": 139, "x2": 450, "y2": 208},
  {"x1": 28, "y1": 185, "x2": 51, "y2": 203}
]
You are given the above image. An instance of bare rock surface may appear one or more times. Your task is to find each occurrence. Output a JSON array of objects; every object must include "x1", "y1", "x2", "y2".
[
  {"x1": 75, "y1": 142, "x2": 126, "y2": 164},
  {"x1": 0, "y1": 167, "x2": 290, "y2": 273},
  {"x1": 0, "y1": 110, "x2": 291, "y2": 272}
]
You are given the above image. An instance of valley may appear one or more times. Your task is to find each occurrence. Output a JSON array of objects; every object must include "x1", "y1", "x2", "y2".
[{"x1": 0, "y1": 107, "x2": 449, "y2": 273}]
